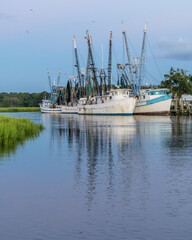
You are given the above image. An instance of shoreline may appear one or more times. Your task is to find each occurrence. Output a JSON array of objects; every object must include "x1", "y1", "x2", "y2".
[{"x1": 0, "y1": 107, "x2": 40, "y2": 112}]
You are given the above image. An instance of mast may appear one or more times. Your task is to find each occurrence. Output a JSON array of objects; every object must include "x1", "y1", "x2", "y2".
[
  {"x1": 122, "y1": 23, "x2": 133, "y2": 85},
  {"x1": 85, "y1": 31, "x2": 91, "y2": 98},
  {"x1": 86, "y1": 30, "x2": 99, "y2": 96},
  {"x1": 47, "y1": 69, "x2": 53, "y2": 101},
  {"x1": 66, "y1": 80, "x2": 71, "y2": 103},
  {"x1": 108, "y1": 31, "x2": 112, "y2": 90},
  {"x1": 73, "y1": 36, "x2": 81, "y2": 87},
  {"x1": 138, "y1": 22, "x2": 147, "y2": 94},
  {"x1": 57, "y1": 70, "x2": 61, "y2": 86},
  {"x1": 47, "y1": 69, "x2": 51, "y2": 91}
]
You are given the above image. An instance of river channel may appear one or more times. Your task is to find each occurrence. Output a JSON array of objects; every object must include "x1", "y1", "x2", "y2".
[{"x1": 0, "y1": 113, "x2": 192, "y2": 240}]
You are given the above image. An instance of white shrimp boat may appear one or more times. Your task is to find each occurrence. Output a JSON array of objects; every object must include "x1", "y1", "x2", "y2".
[
  {"x1": 61, "y1": 104, "x2": 78, "y2": 114},
  {"x1": 134, "y1": 89, "x2": 172, "y2": 115},
  {"x1": 78, "y1": 89, "x2": 136, "y2": 115},
  {"x1": 40, "y1": 100, "x2": 62, "y2": 113}
]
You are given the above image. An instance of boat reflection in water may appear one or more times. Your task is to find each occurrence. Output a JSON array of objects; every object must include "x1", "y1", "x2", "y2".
[
  {"x1": 42, "y1": 114, "x2": 172, "y2": 210},
  {"x1": 2, "y1": 113, "x2": 192, "y2": 240}
]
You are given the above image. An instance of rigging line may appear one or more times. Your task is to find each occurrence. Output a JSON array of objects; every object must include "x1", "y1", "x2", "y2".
[
  {"x1": 146, "y1": 35, "x2": 163, "y2": 80},
  {"x1": 122, "y1": 34, "x2": 125, "y2": 64},
  {"x1": 112, "y1": 45, "x2": 119, "y2": 85},
  {"x1": 144, "y1": 70, "x2": 160, "y2": 85},
  {"x1": 78, "y1": 46, "x2": 85, "y2": 68},
  {"x1": 143, "y1": 74, "x2": 151, "y2": 82},
  {"x1": 143, "y1": 74, "x2": 158, "y2": 86},
  {"x1": 113, "y1": 44, "x2": 119, "y2": 66},
  {"x1": 127, "y1": 36, "x2": 138, "y2": 57},
  {"x1": 144, "y1": 74, "x2": 156, "y2": 85},
  {"x1": 146, "y1": 69, "x2": 160, "y2": 84},
  {"x1": 144, "y1": 70, "x2": 159, "y2": 84},
  {"x1": 143, "y1": 71, "x2": 158, "y2": 84},
  {"x1": 92, "y1": 44, "x2": 102, "y2": 69}
]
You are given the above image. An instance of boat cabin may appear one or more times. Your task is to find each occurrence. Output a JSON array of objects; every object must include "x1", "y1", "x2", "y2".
[
  {"x1": 139, "y1": 89, "x2": 170, "y2": 101},
  {"x1": 93, "y1": 89, "x2": 131, "y2": 105}
]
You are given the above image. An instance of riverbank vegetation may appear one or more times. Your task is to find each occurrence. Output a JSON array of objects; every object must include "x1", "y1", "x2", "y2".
[
  {"x1": 0, "y1": 115, "x2": 44, "y2": 155},
  {"x1": 0, "y1": 92, "x2": 49, "y2": 108},
  {"x1": 160, "y1": 68, "x2": 192, "y2": 115},
  {"x1": 0, "y1": 107, "x2": 40, "y2": 112},
  {"x1": 161, "y1": 68, "x2": 192, "y2": 96}
]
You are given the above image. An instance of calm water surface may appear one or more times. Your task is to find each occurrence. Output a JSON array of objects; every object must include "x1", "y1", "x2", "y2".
[{"x1": 0, "y1": 113, "x2": 192, "y2": 240}]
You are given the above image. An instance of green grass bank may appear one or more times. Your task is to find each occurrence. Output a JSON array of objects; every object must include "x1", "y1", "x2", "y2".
[
  {"x1": 0, "y1": 115, "x2": 44, "y2": 154},
  {"x1": 0, "y1": 107, "x2": 40, "y2": 112}
]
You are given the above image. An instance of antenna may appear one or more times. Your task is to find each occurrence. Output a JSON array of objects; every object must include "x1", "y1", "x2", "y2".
[
  {"x1": 144, "y1": 21, "x2": 147, "y2": 33},
  {"x1": 102, "y1": 44, "x2": 104, "y2": 70},
  {"x1": 73, "y1": 36, "x2": 77, "y2": 49},
  {"x1": 121, "y1": 20, "x2": 125, "y2": 33}
]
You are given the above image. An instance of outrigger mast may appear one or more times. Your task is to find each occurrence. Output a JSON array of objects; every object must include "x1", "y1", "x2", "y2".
[
  {"x1": 85, "y1": 30, "x2": 99, "y2": 96},
  {"x1": 47, "y1": 69, "x2": 51, "y2": 91},
  {"x1": 73, "y1": 36, "x2": 81, "y2": 87},
  {"x1": 57, "y1": 70, "x2": 61, "y2": 86},
  {"x1": 122, "y1": 22, "x2": 133, "y2": 84},
  {"x1": 117, "y1": 22, "x2": 147, "y2": 95},
  {"x1": 108, "y1": 31, "x2": 112, "y2": 90},
  {"x1": 138, "y1": 22, "x2": 147, "y2": 94}
]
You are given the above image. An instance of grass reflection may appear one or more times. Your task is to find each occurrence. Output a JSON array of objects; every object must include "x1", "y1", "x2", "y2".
[{"x1": 0, "y1": 115, "x2": 44, "y2": 157}]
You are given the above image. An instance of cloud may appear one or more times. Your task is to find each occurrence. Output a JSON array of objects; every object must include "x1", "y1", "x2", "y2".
[
  {"x1": 0, "y1": 12, "x2": 16, "y2": 20},
  {"x1": 158, "y1": 38, "x2": 192, "y2": 61}
]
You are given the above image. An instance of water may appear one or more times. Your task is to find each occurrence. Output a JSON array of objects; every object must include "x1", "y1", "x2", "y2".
[{"x1": 0, "y1": 113, "x2": 192, "y2": 240}]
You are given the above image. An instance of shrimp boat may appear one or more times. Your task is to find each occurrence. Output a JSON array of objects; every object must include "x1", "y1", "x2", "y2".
[
  {"x1": 40, "y1": 100, "x2": 62, "y2": 113},
  {"x1": 78, "y1": 89, "x2": 136, "y2": 115},
  {"x1": 61, "y1": 36, "x2": 84, "y2": 114},
  {"x1": 78, "y1": 31, "x2": 136, "y2": 115},
  {"x1": 40, "y1": 70, "x2": 62, "y2": 114},
  {"x1": 61, "y1": 103, "x2": 78, "y2": 114},
  {"x1": 134, "y1": 89, "x2": 172, "y2": 115},
  {"x1": 118, "y1": 22, "x2": 172, "y2": 115}
]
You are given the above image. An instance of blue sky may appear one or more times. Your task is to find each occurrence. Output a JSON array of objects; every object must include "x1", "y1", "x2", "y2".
[{"x1": 1, "y1": 0, "x2": 192, "y2": 92}]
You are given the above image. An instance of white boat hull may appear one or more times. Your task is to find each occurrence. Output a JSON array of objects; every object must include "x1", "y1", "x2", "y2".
[
  {"x1": 40, "y1": 106, "x2": 62, "y2": 114},
  {"x1": 78, "y1": 97, "x2": 136, "y2": 115},
  {"x1": 134, "y1": 98, "x2": 172, "y2": 115},
  {"x1": 61, "y1": 106, "x2": 78, "y2": 114}
]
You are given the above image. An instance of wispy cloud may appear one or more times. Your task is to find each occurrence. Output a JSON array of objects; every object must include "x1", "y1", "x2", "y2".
[
  {"x1": 159, "y1": 38, "x2": 192, "y2": 61},
  {"x1": 0, "y1": 12, "x2": 16, "y2": 20}
]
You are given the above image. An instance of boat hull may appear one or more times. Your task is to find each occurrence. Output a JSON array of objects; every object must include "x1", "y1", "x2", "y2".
[
  {"x1": 78, "y1": 97, "x2": 136, "y2": 115},
  {"x1": 40, "y1": 106, "x2": 62, "y2": 114},
  {"x1": 134, "y1": 98, "x2": 172, "y2": 115},
  {"x1": 61, "y1": 106, "x2": 78, "y2": 114}
]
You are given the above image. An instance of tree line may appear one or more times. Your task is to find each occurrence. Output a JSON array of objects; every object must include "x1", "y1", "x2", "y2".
[
  {"x1": 160, "y1": 67, "x2": 192, "y2": 97},
  {"x1": 0, "y1": 92, "x2": 49, "y2": 108}
]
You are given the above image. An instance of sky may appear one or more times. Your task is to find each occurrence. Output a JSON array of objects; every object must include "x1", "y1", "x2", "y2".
[{"x1": 1, "y1": 0, "x2": 192, "y2": 92}]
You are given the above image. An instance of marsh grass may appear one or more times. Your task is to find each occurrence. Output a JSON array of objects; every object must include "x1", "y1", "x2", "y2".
[
  {"x1": 0, "y1": 115, "x2": 44, "y2": 156},
  {"x1": 0, "y1": 107, "x2": 40, "y2": 112}
]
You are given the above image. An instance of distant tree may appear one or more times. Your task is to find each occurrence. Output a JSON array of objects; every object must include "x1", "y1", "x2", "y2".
[
  {"x1": 160, "y1": 67, "x2": 192, "y2": 113},
  {"x1": 0, "y1": 92, "x2": 49, "y2": 108},
  {"x1": 161, "y1": 67, "x2": 192, "y2": 97}
]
